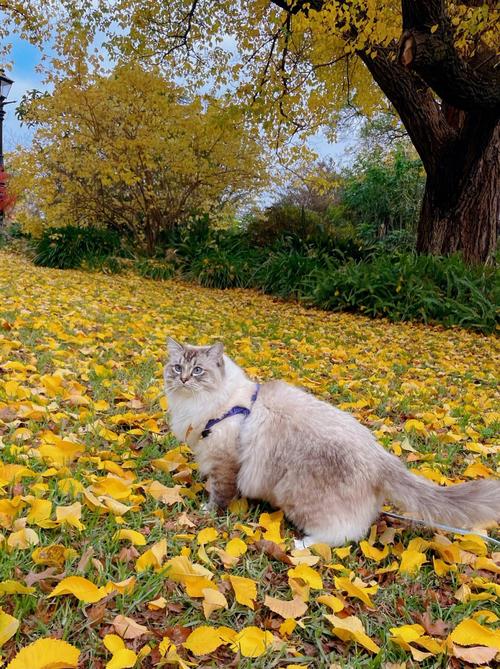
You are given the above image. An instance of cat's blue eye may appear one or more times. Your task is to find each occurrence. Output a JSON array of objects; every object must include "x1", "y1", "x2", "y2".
[
  {"x1": 172, "y1": 364, "x2": 182, "y2": 374},
  {"x1": 192, "y1": 366, "x2": 204, "y2": 376}
]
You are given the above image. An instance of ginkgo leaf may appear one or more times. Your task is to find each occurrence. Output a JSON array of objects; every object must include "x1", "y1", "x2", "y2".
[
  {"x1": 334, "y1": 576, "x2": 377, "y2": 608},
  {"x1": 389, "y1": 624, "x2": 425, "y2": 643},
  {"x1": 147, "y1": 596, "x2": 167, "y2": 610},
  {"x1": 325, "y1": 614, "x2": 380, "y2": 654},
  {"x1": 451, "y1": 643, "x2": 498, "y2": 664},
  {"x1": 449, "y1": 619, "x2": 500, "y2": 650},
  {"x1": 229, "y1": 575, "x2": 257, "y2": 609},
  {"x1": 47, "y1": 576, "x2": 107, "y2": 603},
  {"x1": 92, "y1": 477, "x2": 131, "y2": 500},
  {"x1": 135, "y1": 538, "x2": 167, "y2": 572},
  {"x1": 231, "y1": 626, "x2": 275, "y2": 658},
  {"x1": 196, "y1": 527, "x2": 219, "y2": 545},
  {"x1": 26, "y1": 499, "x2": 57, "y2": 528},
  {"x1": 183, "y1": 626, "x2": 229, "y2": 655},
  {"x1": 279, "y1": 619, "x2": 297, "y2": 637},
  {"x1": 31, "y1": 544, "x2": 77, "y2": 568},
  {"x1": 6, "y1": 638, "x2": 80, "y2": 669},
  {"x1": 264, "y1": 594, "x2": 308, "y2": 619},
  {"x1": 399, "y1": 547, "x2": 427, "y2": 575},
  {"x1": 114, "y1": 529, "x2": 147, "y2": 546},
  {"x1": 0, "y1": 580, "x2": 35, "y2": 595},
  {"x1": 289, "y1": 549, "x2": 319, "y2": 566},
  {"x1": 202, "y1": 587, "x2": 228, "y2": 619},
  {"x1": 225, "y1": 537, "x2": 247, "y2": 557},
  {"x1": 474, "y1": 557, "x2": 500, "y2": 573},
  {"x1": 404, "y1": 419, "x2": 426, "y2": 434},
  {"x1": 288, "y1": 564, "x2": 323, "y2": 590},
  {"x1": 317, "y1": 594, "x2": 345, "y2": 613},
  {"x1": 55, "y1": 502, "x2": 85, "y2": 530},
  {"x1": 146, "y1": 480, "x2": 183, "y2": 505},
  {"x1": 106, "y1": 648, "x2": 138, "y2": 669},
  {"x1": 7, "y1": 528, "x2": 39, "y2": 550},
  {"x1": 359, "y1": 541, "x2": 389, "y2": 562},
  {"x1": 103, "y1": 635, "x2": 125, "y2": 653},
  {"x1": 112, "y1": 614, "x2": 148, "y2": 639},
  {"x1": 259, "y1": 511, "x2": 284, "y2": 545},
  {"x1": 0, "y1": 609, "x2": 19, "y2": 647}
]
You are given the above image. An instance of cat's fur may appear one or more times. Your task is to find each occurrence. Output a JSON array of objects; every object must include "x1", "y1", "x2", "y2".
[{"x1": 164, "y1": 338, "x2": 500, "y2": 546}]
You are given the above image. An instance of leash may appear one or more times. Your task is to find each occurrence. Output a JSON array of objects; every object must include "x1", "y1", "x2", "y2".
[{"x1": 382, "y1": 511, "x2": 500, "y2": 548}]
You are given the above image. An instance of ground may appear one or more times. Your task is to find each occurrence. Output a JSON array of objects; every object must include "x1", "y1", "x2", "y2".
[{"x1": 0, "y1": 250, "x2": 498, "y2": 669}]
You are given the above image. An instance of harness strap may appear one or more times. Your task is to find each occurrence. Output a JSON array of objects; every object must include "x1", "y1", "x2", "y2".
[{"x1": 201, "y1": 384, "x2": 260, "y2": 439}]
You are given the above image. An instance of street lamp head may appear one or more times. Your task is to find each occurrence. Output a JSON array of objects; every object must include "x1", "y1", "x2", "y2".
[{"x1": 0, "y1": 70, "x2": 13, "y2": 100}]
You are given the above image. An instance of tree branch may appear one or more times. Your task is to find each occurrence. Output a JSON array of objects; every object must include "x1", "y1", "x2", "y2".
[
  {"x1": 398, "y1": 0, "x2": 500, "y2": 112},
  {"x1": 358, "y1": 48, "x2": 457, "y2": 172}
]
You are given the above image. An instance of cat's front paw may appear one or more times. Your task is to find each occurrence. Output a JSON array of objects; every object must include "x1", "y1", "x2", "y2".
[
  {"x1": 200, "y1": 500, "x2": 217, "y2": 513},
  {"x1": 294, "y1": 536, "x2": 315, "y2": 550}
]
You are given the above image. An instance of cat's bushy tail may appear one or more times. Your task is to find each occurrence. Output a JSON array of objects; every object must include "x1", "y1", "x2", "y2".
[{"x1": 382, "y1": 457, "x2": 500, "y2": 528}]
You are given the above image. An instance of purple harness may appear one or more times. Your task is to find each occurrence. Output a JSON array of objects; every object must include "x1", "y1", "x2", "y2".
[{"x1": 201, "y1": 384, "x2": 260, "y2": 439}]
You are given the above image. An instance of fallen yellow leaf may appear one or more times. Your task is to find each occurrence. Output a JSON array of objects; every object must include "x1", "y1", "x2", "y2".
[
  {"x1": 229, "y1": 574, "x2": 257, "y2": 609},
  {"x1": 48, "y1": 576, "x2": 107, "y2": 604},
  {"x1": 6, "y1": 638, "x2": 80, "y2": 669},
  {"x1": 325, "y1": 614, "x2": 380, "y2": 654},
  {"x1": 264, "y1": 594, "x2": 308, "y2": 619}
]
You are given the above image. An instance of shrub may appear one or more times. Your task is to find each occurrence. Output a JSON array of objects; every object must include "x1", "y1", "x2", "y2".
[
  {"x1": 83, "y1": 255, "x2": 124, "y2": 274},
  {"x1": 308, "y1": 253, "x2": 498, "y2": 333},
  {"x1": 339, "y1": 147, "x2": 424, "y2": 246},
  {"x1": 134, "y1": 258, "x2": 176, "y2": 281},
  {"x1": 247, "y1": 204, "x2": 325, "y2": 247},
  {"x1": 33, "y1": 225, "x2": 122, "y2": 269},
  {"x1": 251, "y1": 249, "x2": 326, "y2": 298},
  {"x1": 187, "y1": 249, "x2": 251, "y2": 289}
]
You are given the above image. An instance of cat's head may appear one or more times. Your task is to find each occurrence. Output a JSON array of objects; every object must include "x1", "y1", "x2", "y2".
[{"x1": 164, "y1": 337, "x2": 225, "y2": 394}]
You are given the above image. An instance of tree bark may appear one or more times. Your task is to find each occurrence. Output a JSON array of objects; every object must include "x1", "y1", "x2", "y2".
[
  {"x1": 417, "y1": 119, "x2": 499, "y2": 263},
  {"x1": 357, "y1": 51, "x2": 499, "y2": 264}
]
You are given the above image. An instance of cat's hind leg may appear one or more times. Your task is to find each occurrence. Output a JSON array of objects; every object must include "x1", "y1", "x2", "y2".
[{"x1": 290, "y1": 491, "x2": 382, "y2": 547}]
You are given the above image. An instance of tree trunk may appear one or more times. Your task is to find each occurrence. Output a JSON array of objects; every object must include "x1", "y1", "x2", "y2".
[
  {"x1": 271, "y1": 0, "x2": 500, "y2": 264},
  {"x1": 417, "y1": 120, "x2": 499, "y2": 263}
]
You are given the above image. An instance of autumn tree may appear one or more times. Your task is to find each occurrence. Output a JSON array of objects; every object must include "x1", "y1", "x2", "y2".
[
  {"x1": 12, "y1": 63, "x2": 269, "y2": 253},
  {"x1": 84, "y1": 0, "x2": 498, "y2": 264}
]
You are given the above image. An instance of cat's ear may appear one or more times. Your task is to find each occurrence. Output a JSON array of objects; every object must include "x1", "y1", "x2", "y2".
[
  {"x1": 207, "y1": 342, "x2": 224, "y2": 361},
  {"x1": 167, "y1": 336, "x2": 184, "y2": 358}
]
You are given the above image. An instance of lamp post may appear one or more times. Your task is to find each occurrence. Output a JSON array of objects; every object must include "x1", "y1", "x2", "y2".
[{"x1": 0, "y1": 69, "x2": 14, "y2": 227}]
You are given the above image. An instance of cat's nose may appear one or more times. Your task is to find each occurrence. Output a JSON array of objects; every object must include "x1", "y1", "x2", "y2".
[{"x1": 180, "y1": 376, "x2": 188, "y2": 384}]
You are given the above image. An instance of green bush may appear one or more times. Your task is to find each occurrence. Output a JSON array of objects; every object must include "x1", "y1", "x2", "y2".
[
  {"x1": 33, "y1": 225, "x2": 122, "y2": 269},
  {"x1": 308, "y1": 253, "x2": 498, "y2": 333},
  {"x1": 134, "y1": 258, "x2": 176, "y2": 281},
  {"x1": 187, "y1": 249, "x2": 251, "y2": 289},
  {"x1": 83, "y1": 254, "x2": 124, "y2": 274},
  {"x1": 339, "y1": 147, "x2": 424, "y2": 247},
  {"x1": 24, "y1": 208, "x2": 497, "y2": 334},
  {"x1": 247, "y1": 204, "x2": 325, "y2": 247},
  {"x1": 251, "y1": 249, "x2": 326, "y2": 298}
]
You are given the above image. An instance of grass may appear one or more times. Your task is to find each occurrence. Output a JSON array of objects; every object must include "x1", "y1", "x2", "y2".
[{"x1": 0, "y1": 250, "x2": 498, "y2": 668}]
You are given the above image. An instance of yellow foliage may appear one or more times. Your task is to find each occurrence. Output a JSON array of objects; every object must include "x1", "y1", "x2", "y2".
[{"x1": 10, "y1": 64, "x2": 269, "y2": 248}]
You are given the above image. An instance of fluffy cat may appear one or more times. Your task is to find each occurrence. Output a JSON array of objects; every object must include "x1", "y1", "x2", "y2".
[{"x1": 164, "y1": 338, "x2": 500, "y2": 546}]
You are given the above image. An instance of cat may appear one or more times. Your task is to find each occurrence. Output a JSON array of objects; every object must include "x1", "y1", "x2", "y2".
[{"x1": 164, "y1": 338, "x2": 500, "y2": 546}]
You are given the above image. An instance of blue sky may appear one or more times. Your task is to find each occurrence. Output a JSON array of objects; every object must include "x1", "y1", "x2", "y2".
[
  {"x1": 3, "y1": 37, "x2": 46, "y2": 151},
  {"x1": 3, "y1": 35, "x2": 358, "y2": 164}
]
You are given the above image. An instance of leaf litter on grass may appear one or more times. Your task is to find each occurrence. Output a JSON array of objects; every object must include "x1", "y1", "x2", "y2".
[{"x1": 0, "y1": 251, "x2": 498, "y2": 668}]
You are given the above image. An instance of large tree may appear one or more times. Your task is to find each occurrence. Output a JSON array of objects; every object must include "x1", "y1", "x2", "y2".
[
  {"x1": 94, "y1": 0, "x2": 498, "y2": 263},
  {"x1": 3, "y1": 1, "x2": 499, "y2": 262}
]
